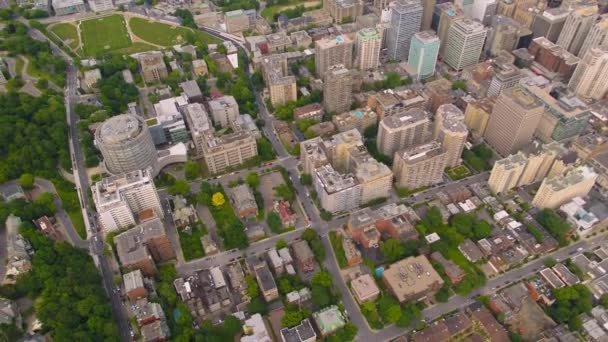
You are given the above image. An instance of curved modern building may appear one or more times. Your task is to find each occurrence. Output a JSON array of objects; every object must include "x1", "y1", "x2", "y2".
[{"x1": 96, "y1": 114, "x2": 159, "y2": 176}]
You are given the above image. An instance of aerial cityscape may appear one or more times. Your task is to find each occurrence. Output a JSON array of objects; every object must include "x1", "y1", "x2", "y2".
[{"x1": 2, "y1": 0, "x2": 608, "y2": 340}]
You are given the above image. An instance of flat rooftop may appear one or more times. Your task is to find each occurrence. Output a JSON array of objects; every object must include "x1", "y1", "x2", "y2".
[{"x1": 381, "y1": 255, "x2": 444, "y2": 302}]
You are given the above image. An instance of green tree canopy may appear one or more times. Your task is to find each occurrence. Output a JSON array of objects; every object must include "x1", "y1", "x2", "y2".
[{"x1": 19, "y1": 173, "x2": 35, "y2": 190}]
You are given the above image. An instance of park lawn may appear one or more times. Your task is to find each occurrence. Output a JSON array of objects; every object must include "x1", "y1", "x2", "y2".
[
  {"x1": 68, "y1": 209, "x2": 87, "y2": 239},
  {"x1": 50, "y1": 23, "x2": 79, "y2": 49},
  {"x1": 80, "y1": 15, "x2": 132, "y2": 56},
  {"x1": 261, "y1": 0, "x2": 321, "y2": 21},
  {"x1": 112, "y1": 42, "x2": 158, "y2": 55},
  {"x1": 129, "y1": 17, "x2": 220, "y2": 47},
  {"x1": 446, "y1": 165, "x2": 471, "y2": 181}
]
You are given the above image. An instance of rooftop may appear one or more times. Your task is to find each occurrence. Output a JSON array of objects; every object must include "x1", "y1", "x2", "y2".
[
  {"x1": 98, "y1": 114, "x2": 146, "y2": 144},
  {"x1": 315, "y1": 164, "x2": 358, "y2": 194},
  {"x1": 316, "y1": 35, "x2": 353, "y2": 49},
  {"x1": 381, "y1": 107, "x2": 430, "y2": 129},
  {"x1": 381, "y1": 255, "x2": 444, "y2": 303},
  {"x1": 114, "y1": 218, "x2": 167, "y2": 265},
  {"x1": 543, "y1": 166, "x2": 597, "y2": 192},
  {"x1": 396, "y1": 141, "x2": 445, "y2": 164},
  {"x1": 312, "y1": 305, "x2": 346, "y2": 335}
]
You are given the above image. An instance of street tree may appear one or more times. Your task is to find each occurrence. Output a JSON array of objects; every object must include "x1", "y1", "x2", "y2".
[{"x1": 211, "y1": 192, "x2": 226, "y2": 207}]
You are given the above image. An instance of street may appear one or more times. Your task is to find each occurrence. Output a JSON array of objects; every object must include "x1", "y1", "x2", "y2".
[{"x1": 20, "y1": 21, "x2": 132, "y2": 341}]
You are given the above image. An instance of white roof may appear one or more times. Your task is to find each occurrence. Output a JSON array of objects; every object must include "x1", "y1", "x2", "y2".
[
  {"x1": 425, "y1": 233, "x2": 441, "y2": 244},
  {"x1": 210, "y1": 267, "x2": 226, "y2": 288},
  {"x1": 493, "y1": 210, "x2": 509, "y2": 221}
]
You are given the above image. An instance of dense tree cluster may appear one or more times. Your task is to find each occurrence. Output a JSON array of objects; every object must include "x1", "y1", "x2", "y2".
[
  {"x1": 12, "y1": 224, "x2": 119, "y2": 340},
  {"x1": 218, "y1": 0, "x2": 259, "y2": 11},
  {"x1": 0, "y1": 91, "x2": 70, "y2": 183},
  {"x1": 174, "y1": 9, "x2": 196, "y2": 29},
  {"x1": 536, "y1": 209, "x2": 572, "y2": 246},
  {"x1": 380, "y1": 238, "x2": 419, "y2": 263},
  {"x1": 0, "y1": 22, "x2": 66, "y2": 86},
  {"x1": 450, "y1": 213, "x2": 493, "y2": 241},
  {"x1": 273, "y1": 90, "x2": 322, "y2": 121},
  {"x1": 301, "y1": 228, "x2": 325, "y2": 263},
  {"x1": 361, "y1": 72, "x2": 412, "y2": 92},
  {"x1": 548, "y1": 284, "x2": 592, "y2": 331},
  {"x1": 462, "y1": 144, "x2": 493, "y2": 171}
]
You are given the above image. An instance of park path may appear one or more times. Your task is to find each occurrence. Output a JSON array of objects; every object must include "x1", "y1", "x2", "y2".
[{"x1": 122, "y1": 13, "x2": 167, "y2": 49}]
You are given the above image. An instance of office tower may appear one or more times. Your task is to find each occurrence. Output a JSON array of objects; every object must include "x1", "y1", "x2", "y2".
[
  {"x1": 393, "y1": 141, "x2": 447, "y2": 189},
  {"x1": 528, "y1": 37, "x2": 580, "y2": 79},
  {"x1": 568, "y1": 46, "x2": 608, "y2": 101},
  {"x1": 314, "y1": 164, "x2": 362, "y2": 213},
  {"x1": 496, "y1": 0, "x2": 516, "y2": 17},
  {"x1": 261, "y1": 55, "x2": 297, "y2": 107},
  {"x1": 92, "y1": 169, "x2": 164, "y2": 232},
  {"x1": 323, "y1": 64, "x2": 352, "y2": 114},
  {"x1": 532, "y1": 166, "x2": 598, "y2": 209},
  {"x1": 435, "y1": 104, "x2": 468, "y2": 168},
  {"x1": 436, "y1": 3, "x2": 465, "y2": 56},
  {"x1": 486, "y1": 16, "x2": 530, "y2": 56},
  {"x1": 484, "y1": 86, "x2": 544, "y2": 156},
  {"x1": 531, "y1": 8, "x2": 570, "y2": 42},
  {"x1": 377, "y1": 108, "x2": 432, "y2": 157},
  {"x1": 444, "y1": 19, "x2": 488, "y2": 71},
  {"x1": 96, "y1": 114, "x2": 159, "y2": 176},
  {"x1": 512, "y1": 4, "x2": 539, "y2": 28},
  {"x1": 355, "y1": 28, "x2": 382, "y2": 70},
  {"x1": 487, "y1": 62, "x2": 522, "y2": 96},
  {"x1": 464, "y1": 97, "x2": 495, "y2": 138},
  {"x1": 387, "y1": 0, "x2": 424, "y2": 62},
  {"x1": 522, "y1": 78, "x2": 590, "y2": 142},
  {"x1": 324, "y1": 0, "x2": 364, "y2": 23},
  {"x1": 471, "y1": 0, "x2": 497, "y2": 24},
  {"x1": 408, "y1": 31, "x2": 440, "y2": 80},
  {"x1": 208, "y1": 95, "x2": 239, "y2": 128},
  {"x1": 315, "y1": 35, "x2": 354, "y2": 76},
  {"x1": 421, "y1": 0, "x2": 437, "y2": 30},
  {"x1": 184, "y1": 103, "x2": 213, "y2": 157},
  {"x1": 488, "y1": 152, "x2": 528, "y2": 193},
  {"x1": 579, "y1": 16, "x2": 608, "y2": 60},
  {"x1": 556, "y1": 6, "x2": 598, "y2": 56},
  {"x1": 424, "y1": 78, "x2": 453, "y2": 113}
]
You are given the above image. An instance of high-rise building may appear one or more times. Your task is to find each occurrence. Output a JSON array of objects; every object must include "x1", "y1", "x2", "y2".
[
  {"x1": 579, "y1": 16, "x2": 608, "y2": 59},
  {"x1": 486, "y1": 16, "x2": 530, "y2": 57},
  {"x1": 322, "y1": 129, "x2": 363, "y2": 173},
  {"x1": 471, "y1": 0, "x2": 497, "y2": 24},
  {"x1": 488, "y1": 152, "x2": 528, "y2": 194},
  {"x1": 435, "y1": 104, "x2": 468, "y2": 168},
  {"x1": 202, "y1": 131, "x2": 258, "y2": 174},
  {"x1": 522, "y1": 77, "x2": 590, "y2": 142},
  {"x1": 261, "y1": 55, "x2": 297, "y2": 107},
  {"x1": 377, "y1": 108, "x2": 432, "y2": 157},
  {"x1": 350, "y1": 151, "x2": 394, "y2": 203},
  {"x1": 323, "y1": 64, "x2": 352, "y2": 114},
  {"x1": 488, "y1": 142, "x2": 570, "y2": 193},
  {"x1": 96, "y1": 114, "x2": 159, "y2": 176},
  {"x1": 528, "y1": 37, "x2": 580, "y2": 80},
  {"x1": 464, "y1": 96, "x2": 495, "y2": 138},
  {"x1": 496, "y1": 0, "x2": 516, "y2": 18},
  {"x1": 184, "y1": 103, "x2": 213, "y2": 157},
  {"x1": 556, "y1": 6, "x2": 598, "y2": 56},
  {"x1": 208, "y1": 95, "x2": 239, "y2": 128},
  {"x1": 484, "y1": 85, "x2": 544, "y2": 156},
  {"x1": 315, "y1": 35, "x2": 354, "y2": 76},
  {"x1": 387, "y1": 0, "x2": 424, "y2": 62},
  {"x1": 393, "y1": 141, "x2": 447, "y2": 189},
  {"x1": 436, "y1": 3, "x2": 465, "y2": 56},
  {"x1": 568, "y1": 46, "x2": 608, "y2": 101},
  {"x1": 532, "y1": 166, "x2": 598, "y2": 209},
  {"x1": 314, "y1": 164, "x2": 362, "y2": 213},
  {"x1": 92, "y1": 169, "x2": 164, "y2": 232},
  {"x1": 487, "y1": 61, "x2": 522, "y2": 97},
  {"x1": 421, "y1": 0, "x2": 437, "y2": 30},
  {"x1": 324, "y1": 0, "x2": 364, "y2": 23},
  {"x1": 443, "y1": 19, "x2": 488, "y2": 71},
  {"x1": 355, "y1": 28, "x2": 382, "y2": 70},
  {"x1": 408, "y1": 30, "x2": 440, "y2": 80},
  {"x1": 531, "y1": 8, "x2": 570, "y2": 43}
]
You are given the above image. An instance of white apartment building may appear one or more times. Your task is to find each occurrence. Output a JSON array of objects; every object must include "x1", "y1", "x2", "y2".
[
  {"x1": 568, "y1": 46, "x2": 608, "y2": 101},
  {"x1": 314, "y1": 164, "x2": 362, "y2": 213},
  {"x1": 92, "y1": 168, "x2": 163, "y2": 232}
]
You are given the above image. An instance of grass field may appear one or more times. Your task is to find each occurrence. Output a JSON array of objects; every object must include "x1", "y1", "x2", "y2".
[
  {"x1": 129, "y1": 17, "x2": 220, "y2": 46},
  {"x1": 81, "y1": 15, "x2": 132, "y2": 56},
  {"x1": 261, "y1": 0, "x2": 321, "y2": 21},
  {"x1": 446, "y1": 165, "x2": 471, "y2": 181},
  {"x1": 50, "y1": 23, "x2": 79, "y2": 49}
]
